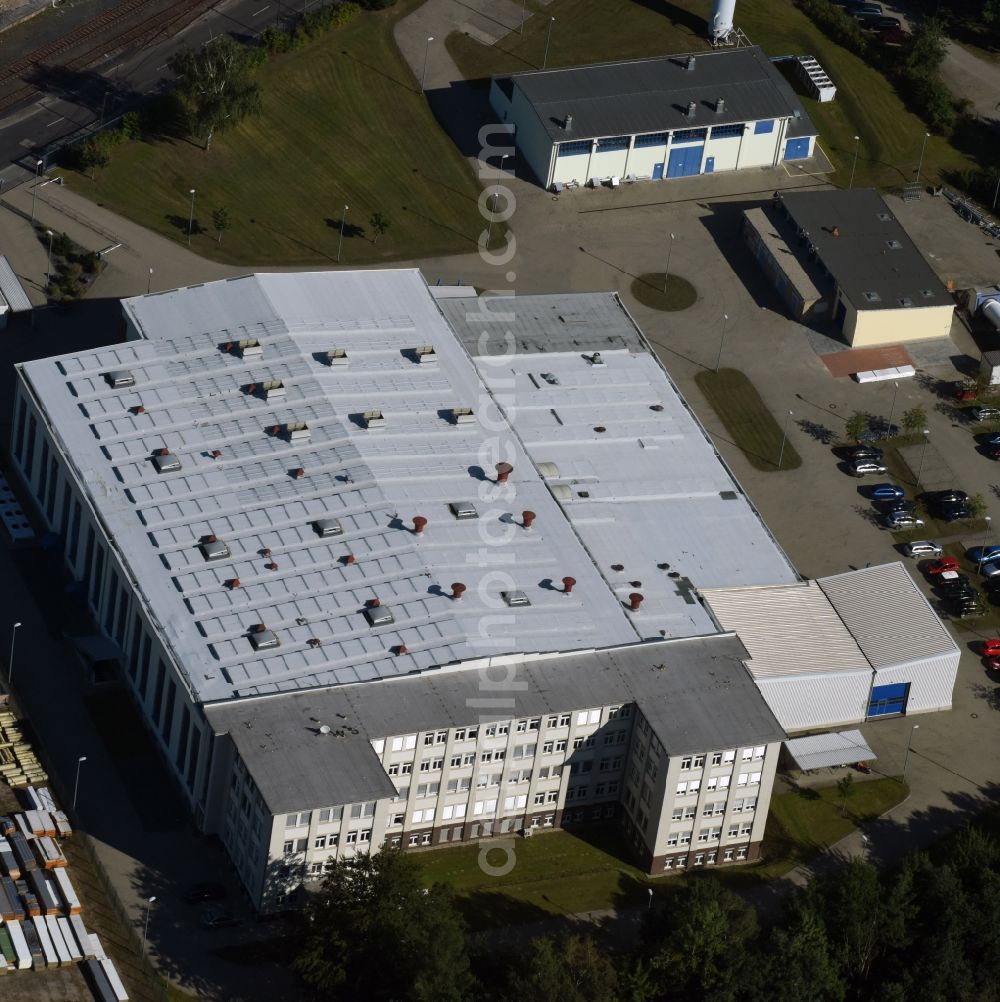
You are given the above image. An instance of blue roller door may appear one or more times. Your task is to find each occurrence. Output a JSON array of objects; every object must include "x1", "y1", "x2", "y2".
[
  {"x1": 868, "y1": 682, "x2": 910, "y2": 718},
  {"x1": 784, "y1": 138, "x2": 811, "y2": 160},
  {"x1": 667, "y1": 145, "x2": 704, "y2": 178}
]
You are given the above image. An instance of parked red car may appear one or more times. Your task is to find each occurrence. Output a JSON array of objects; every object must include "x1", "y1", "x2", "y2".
[
  {"x1": 982, "y1": 638, "x2": 1000, "y2": 658},
  {"x1": 926, "y1": 556, "x2": 959, "y2": 575},
  {"x1": 954, "y1": 382, "x2": 976, "y2": 402}
]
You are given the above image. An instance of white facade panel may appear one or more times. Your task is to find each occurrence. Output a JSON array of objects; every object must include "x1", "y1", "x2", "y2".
[
  {"x1": 756, "y1": 671, "x2": 870, "y2": 734},
  {"x1": 624, "y1": 143, "x2": 667, "y2": 178},
  {"x1": 510, "y1": 87, "x2": 557, "y2": 186},
  {"x1": 588, "y1": 148, "x2": 629, "y2": 180},
  {"x1": 552, "y1": 149, "x2": 591, "y2": 185},
  {"x1": 704, "y1": 135, "x2": 742, "y2": 171},
  {"x1": 874, "y1": 653, "x2": 959, "y2": 715},
  {"x1": 737, "y1": 125, "x2": 783, "y2": 167}
]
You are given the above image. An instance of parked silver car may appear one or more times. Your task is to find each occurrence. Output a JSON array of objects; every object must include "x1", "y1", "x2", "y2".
[
  {"x1": 904, "y1": 540, "x2": 943, "y2": 557},
  {"x1": 850, "y1": 460, "x2": 887, "y2": 477},
  {"x1": 882, "y1": 513, "x2": 924, "y2": 529}
]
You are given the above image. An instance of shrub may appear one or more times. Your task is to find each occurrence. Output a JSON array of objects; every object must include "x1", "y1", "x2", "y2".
[
  {"x1": 359, "y1": 0, "x2": 396, "y2": 9},
  {"x1": 119, "y1": 111, "x2": 142, "y2": 140},
  {"x1": 260, "y1": 26, "x2": 292, "y2": 53},
  {"x1": 81, "y1": 252, "x2": 101, "y2": 275}
]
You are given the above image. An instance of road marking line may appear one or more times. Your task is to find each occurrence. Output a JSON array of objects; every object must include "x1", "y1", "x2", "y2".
[
  {"x1": 253, "y1": 5, "x2": 269, "y2": 14},
  {"x1": 46, "y1": 117, "x2": 64, "y2": 127}
]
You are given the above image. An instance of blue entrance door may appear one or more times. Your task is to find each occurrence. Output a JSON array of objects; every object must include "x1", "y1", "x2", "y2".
[
  {"x1": 868, "y1": 682, "x2": 910, "y2": 718},
  {"x1": 667, "y1": 145, "x2": 704, "y2": 178},
  {"x1": 784, "y1": 138, "x2": 811, "y2": 160},
  {"x1": 704, "y1": 157, "x2": 715, "y2": 173},
  {"x1": 652, "y1": 162, "x2": 664, "y2": 180},
  {"x1": 835, "y1": 300, "x2": 847, "y2": 329}
]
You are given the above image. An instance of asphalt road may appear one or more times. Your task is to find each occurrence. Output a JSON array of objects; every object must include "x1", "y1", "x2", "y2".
[{"x1": 0, "y1": 0, "x2": 321, "y2": 176}]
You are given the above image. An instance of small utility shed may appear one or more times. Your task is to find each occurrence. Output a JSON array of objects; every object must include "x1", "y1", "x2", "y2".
[
  {"x1": 817, "y1": 563, "x2": 959, "y2": 718},
  {"x1": 702, "y1": 581, "x2": 873, "y2": 733}
]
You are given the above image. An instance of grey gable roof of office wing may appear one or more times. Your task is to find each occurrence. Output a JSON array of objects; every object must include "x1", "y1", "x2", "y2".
[
  {"x1": 206, "y1": 635, "x2": 786, "y2": 814},
  {"x1": 779, "y1": 188, "x2": 951, "y2": 312},
  {"x1": 505, "y1": 46, "x2": 817, "y2": 143}
]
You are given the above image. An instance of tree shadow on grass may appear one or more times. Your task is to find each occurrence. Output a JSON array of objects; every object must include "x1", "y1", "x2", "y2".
[
  {"x1": 324, "y1": 218, "x2": 366, "y2": 239},
  {"x1": 165, "y1": 213, "x2": 203, "y2": 237}
]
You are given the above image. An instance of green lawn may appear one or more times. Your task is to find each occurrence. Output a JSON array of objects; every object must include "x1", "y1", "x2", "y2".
[
  {"x1": 446, "y1": 0, "x2": 978, "y2": 193},
  {"x1": 416, "y1": 825, "x2": 675, "y2": 927},
  {"x1": 417, "y1": 780, "x2": 906, "y2": 924},
  {"x1": 69, "y1": 0, "x2": 484, "y2": 266},
  {"x1": 695, "y1": 368, "x2": 802, "y2": 471},
  {"x1": 631, "y1": 273, "x2": 698, "y2": 312},
  {"x1": 719, "y1": 777, "x2": 908, "y2": 885}
]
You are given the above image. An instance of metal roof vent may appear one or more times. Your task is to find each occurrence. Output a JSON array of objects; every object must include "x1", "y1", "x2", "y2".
[
  {"x1": 537, "y1": 462, "x2": 561, "y2": 479},
  {"x1": 686, "y1": 55, "x2": 696, "y2": 71},
  {"x1": 286, "y1": 421, "x2": 310, "y2": 441},
  {"x1": 898, "y1": 296, "x2": 914, "y2": 307},
  {"x1": 502, "y1": 590, "x2": 530, "y2": 607},
  {"x1": 200, "y1": 535, "x2": 231, "y2": 561},
  {"x1": 586, "y1": 352, "x2": 604, "y2": 365},
  {"x1": 249, "y1": 628, "x2": 280, "y2": 652},
  {"x1": 564, "y1": 114, "x2": 573, "y2": 130},
  {"x1": 313, "y1": 518, "x2": 343, "y2": 538},
  {"x1": 325, "y1": 348, "x2": 349, "y2": 366},
  {"x1": 449, "y1": 501, "x2": 478, "y2": 520},
  {"x1": 452, "y1": 407, "x2": 475, "y2": 424},
  {"x1": 318, "y1": 724, "x2": 332, "y2": 735},
  {"x1": 686, "y1": 101, "x2": 697, "y2": 119},
  {"x1": 362, "y1": 410, "x2": 386, "y2": 429},
  {"x1": 105, "y1": 370, "x2": 135, "y2": 389},
  {"x1": 715, "y1": 97, "x2": 725, "y2": 114},
  {"x1": 151, "y1": 450, "x2": 181, "y2": 474},
  {"x1": 863, "y1": 291, "x2": 882, "y2": 303},
  {"x1": 263, "y1": 379, "x2": 286, "y2": 399},
  {"x1": 238, "y1": 338, "x2": 263, "y2": 358},
  {"x1": 414, "y1": 345, "x2": 438, "y2": 364},
  {"x1": 877, "y1": 212, "x2": 892, "y2": 222},
  {"x1": 920, "y1": 289, "x2": 935, "y2": 298},
  {"x1": 364, "y1": 603, "x2": 395, "y2": 627},
  {"x1": 886, "y1": 239, "x2": 902, "y2": 250}
]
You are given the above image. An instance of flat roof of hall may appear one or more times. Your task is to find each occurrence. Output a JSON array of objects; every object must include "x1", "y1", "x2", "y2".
[
  {"x1": 206, "y1": 635, "x2": 786, "y2": 814},
  {"x1": 498, "y1": 46, "x2": 817, "y2": 143},
  {"x1": 778, "y1": 188, "x2": 951, "y2": 312},
  {"x1": 20, "y1": 275, "x2": 797, "y2": 708}
]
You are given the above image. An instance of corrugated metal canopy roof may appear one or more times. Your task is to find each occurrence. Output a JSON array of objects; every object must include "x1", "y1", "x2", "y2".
[
  {"x1": 785, "y1": 730, "x2": 876, "y2": 771},
  {"x1": 0, "y1": 255, "x2": 33, "y2": 312},
  {"x1": 506, "y1": 46, "x2": 817, "y2": 143},
  {"x1": 818, "y1": 562, "x2": 959, "y2": 669},
  {"x1": 702, "y1": 582, "x2": 872, "y2": 680}
]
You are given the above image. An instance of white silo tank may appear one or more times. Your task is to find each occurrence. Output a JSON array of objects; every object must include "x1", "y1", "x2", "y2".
[{"x1": 709, "y1": 0, "x2": 737, "y2": 41}]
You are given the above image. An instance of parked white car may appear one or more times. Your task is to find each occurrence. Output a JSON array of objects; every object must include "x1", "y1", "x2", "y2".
[{"x1": 904, "y1": 540, "x2": 943, "y2": 557}]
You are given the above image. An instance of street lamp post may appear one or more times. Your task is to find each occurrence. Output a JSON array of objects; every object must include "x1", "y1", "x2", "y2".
[
  {"x1": 978, "y1": 516, "x2": 993, "y2": 574},
  {"x1": 44, "y1": 230, "x2": 54, "y2": 286},
  {"x1": 147, "y1": 268, "x2": 153, "y2": 295},
  {"x1": 886, "y1": 381, "x2": 900, "y2": 441},
  {"x1": 902, "y1": 724, "x2": 920, "y2": 779},
  {"x1": 186, "y1": 188, "x2": 196, "y2": 247},
  {"x1": 915, "y1": 131, "x2": 930, "y2": 187},
  {"x1": 646, "y1": 887, "x2": 653, "y2": 910},
  {"x1": 421, "y1": 36, "x2": 434, "y2": 92},
  {"x1": 7, "y1": 622, "x2": 21, "y2": 688},
  {"x1": 994, "y1": 172, "x2": 1000, "y2": 212},
  {"x1": 141, "y1": 896, "x2": 156, "y2": 953},
  {"x1": 915, "y1": 429, "x2": 930, "y2": 487},
  {"x1": 519, "y1": 0, "x2": 526, "y2": 33},
  {"x1": 778, "y1": 409, "x2": 794, "y2": 470},
  {"x1": 714, "y1": 313, "x2": 729, "y2": 374},
  {"x1": 72, "y1": 756, "x2": 87, "y2": 812},
  {"x1": 663, "y1": 232, "x2": 675, "y2": 295},
  {"x1": 30, "y1": 159, "x2": 43, "y2": 222},
  {"x1": 849, "y1": 135, "x2": 860, "y2": 189},
  {"x1": 337, "y1": 204, "x2": 349, "y2": 263},
  {"x1": 543, "y1": 17, "x2": 555, "y2": 69}
]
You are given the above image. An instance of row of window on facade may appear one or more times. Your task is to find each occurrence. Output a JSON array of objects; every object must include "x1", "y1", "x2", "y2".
[
  {"x1": 666, "y1": 823, "x2": 755, "y2": 848},
  {"x1": 671, "y1": 797, "x2": 757, "y2": 822},
  {"x1": 371, "y1": 708, "x2": 622, "y2": 756},
  {"x1": 556, "y1": 121, "x2": 777, "y2": 157},
  {"x1": 677, "y1": 771, "x2": 761, "y2": 796},
  {"x1": 664, "y1": 846, "x2": 749, "y2": 870}
]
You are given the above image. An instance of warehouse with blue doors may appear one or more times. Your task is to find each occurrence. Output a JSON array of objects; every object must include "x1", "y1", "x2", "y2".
[
  {"x1": 489, "y1": 46, "x2": 819, "y2": 190},
  {"x1": 704, "y1": 563, "x2": 960, "y2": 732}
]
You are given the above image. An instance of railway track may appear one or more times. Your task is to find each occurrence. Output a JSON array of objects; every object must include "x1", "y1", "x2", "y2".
[{"x1": 0, "y1": 0, "x2": 219, "y2": 115}]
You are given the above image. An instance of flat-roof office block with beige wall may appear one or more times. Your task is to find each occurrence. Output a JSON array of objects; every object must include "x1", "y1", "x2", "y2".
[{"x1": 756, "y1": 189, "x2": 955, "y2": 347}]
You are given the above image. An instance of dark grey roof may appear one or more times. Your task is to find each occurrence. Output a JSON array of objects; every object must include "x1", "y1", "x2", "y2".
[
  {"x1": 0, "y1": 256, "x2": 32, "y2": 313},
  {"x1": 779, "y1": 189, "x2": 951, "y2": 312},
  {"x1": 439, "y1": 292, "x2": 646, "y2": 357},
  {"x1": 505, "y1": 46, "x2": 817, "y2": 143},
  {"x1": 206, "y1": 635, "x2": 786, "y2": 813}
]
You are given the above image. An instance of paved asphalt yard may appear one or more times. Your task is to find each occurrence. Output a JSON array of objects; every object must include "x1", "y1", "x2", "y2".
[{"x1": 1, "y1": 110, "x2": 1000, "y2": 1002}]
